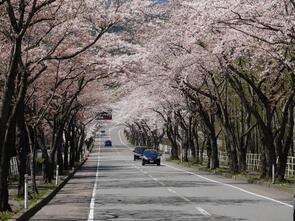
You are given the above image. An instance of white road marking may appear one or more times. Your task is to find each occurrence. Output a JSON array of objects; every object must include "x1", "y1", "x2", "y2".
[
  {"x1": 144, "y1": 173, "x2": 166, "y2": 186},
  {"x1": 152, "y1": 177, "x2": 158, "y2": 182},
  {"x1": 88, "y1": 145, "x2": 101, "y2": 221},
  {"x1": 164, "y1": 164, "x2": 293, "y2": 208},
  {"x1": 167, "y1": 188, "x2": 176, "y2": 193},
  {"x1": 149, "y1": 175, "x2": 159, "y2": 182},
  {"x1": 180, "y1": 195, "x2": 191, "y2": 202},
  {"x1": 196, "y1": 207, "x2": 210, "y2": 216},
  {"x1": 102, "y1": 133, "x2": 211, "y2": 218},
  {"x1": 167, "y1": 187, "x2": 191, "y2": 202}
]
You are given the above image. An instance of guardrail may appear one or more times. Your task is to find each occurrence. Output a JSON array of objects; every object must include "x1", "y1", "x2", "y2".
[{"x1": 159, "y1": 144, "x2": 295, "y2": 177}]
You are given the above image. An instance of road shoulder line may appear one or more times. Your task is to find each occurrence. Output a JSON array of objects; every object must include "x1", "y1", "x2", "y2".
[
  {"x1": 164, "y1": 163, "x2": 293, "y2": 208},
  {"x1": 88, "y1": 145, "x2": 101, "y2": 221}
]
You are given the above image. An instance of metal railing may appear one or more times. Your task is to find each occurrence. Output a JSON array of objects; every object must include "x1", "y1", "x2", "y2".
[
  {"x1": 287, "y1": 156, "x2": 295, "y2": 177},
  {"x1": 246, "y1": 153, "x2": 261, "y2": 171},
  {"x1": 159, "y1": 144, "x2": 295, "y2": 177},
  {"x1": 218, "y1": 151, "x2": 229, "y2": 167},
  {"x1": 9, "y1": 156, "x2": 19, "y2": 176}
]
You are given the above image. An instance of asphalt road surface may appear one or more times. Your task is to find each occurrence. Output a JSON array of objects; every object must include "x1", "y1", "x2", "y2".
[{"x1": 30, "y1": 125, "x2": 293, "y2": 221}]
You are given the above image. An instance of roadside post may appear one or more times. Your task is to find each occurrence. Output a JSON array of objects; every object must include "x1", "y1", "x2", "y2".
[
  {"x1": 272, "y1": 164, "x2": 275, "y2": 184},
  {"x1": 56, "y1": 165, "x2": 59, "y2": 185},
  {"x1": 24, "y1": 174, "x2": 29, "y2": 209}
]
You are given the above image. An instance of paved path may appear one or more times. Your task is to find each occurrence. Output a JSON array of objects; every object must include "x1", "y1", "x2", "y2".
[{"x1": 30, "y1": 125, "x2": 293, "y2": 220}]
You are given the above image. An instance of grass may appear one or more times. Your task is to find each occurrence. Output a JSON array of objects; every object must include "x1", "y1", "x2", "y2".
[
  {"x1": 29, "y1": 188, "x2": 52, "y2": 206},
  {"x1": 0, "y1": 211, "x2": 17, "y2": 221},
  {"x1": 0, "y1": 180, "x2": 58, "y2": 221},
  {"x1": 273, "y1": 179, "x2": 295, "y2": 190},
  {"x1": 0, "y1": 191, "x2": 50, "y2": 221},
  {"x1": 166, "y1": 157, "x2": 295, "y2": 190},
  {"x1": 0, "y1": 199, "x2": 22, "y2": 221}
]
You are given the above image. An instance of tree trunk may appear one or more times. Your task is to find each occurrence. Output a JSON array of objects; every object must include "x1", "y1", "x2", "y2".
[
  {"x1": 57, "y1": 146, "x2": 64, "y2": 175},
  {"x1": 166, "y1": 122, "x2": 179, "y2": 160},
  {"x1": 200, "y1": 137, "x2": 206, "y2": 165},
  {"x1": 276, "y1": 103, "x2": 294, "y2": 181},
  {"x1": 0, "y1": 158, "x2": 11, "y2": 211},
  {"x1": 209, "y1": 134, "x2": 219, "y2": 169},
  {"x1": 16, "y1": 118, "x2": 28, "y2": 197},
  {"x1": 64, "y1": 135, "x2": 69, "y2": 171},
  {"x1": 261, "y1": 133, "x2": 276, "y2": 179},
  {"x1": 0, "y1": 39, "x2": 24, "y2": 211},
  {"x1": 49, "y1": 121, "x2": 64, "y2": 180},
  {"x1": 36, "y1": 130, "x2": 52, "y2": 183},
  {"x1": 193, "y1": 124, "x2": 200, "y2": 164},
  {"x1": 25, "y1": 125, "x2": 38, "y2": 194}
]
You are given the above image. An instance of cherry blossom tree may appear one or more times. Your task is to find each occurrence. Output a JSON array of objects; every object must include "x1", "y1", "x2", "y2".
[{"x1": 0, "y1": 0, "x2": 129, "y2": 211}]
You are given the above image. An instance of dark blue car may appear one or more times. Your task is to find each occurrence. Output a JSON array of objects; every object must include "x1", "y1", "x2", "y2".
[
  {"x1": 104, "y1": 140, "x2": 112, "y2": 147},
  {"x1": 133, "y1": 146, "x2": 147, "y2": 161},
  {"x1": 142, "y1": 149, "x2": 161, "y2": 166}
]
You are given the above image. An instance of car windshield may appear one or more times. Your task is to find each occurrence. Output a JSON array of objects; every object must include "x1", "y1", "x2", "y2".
[{"x1": 143, "y1": 150, "x2": 158, "y2": 157}]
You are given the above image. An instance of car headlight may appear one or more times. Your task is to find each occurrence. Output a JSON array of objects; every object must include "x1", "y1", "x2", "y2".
[{"x1": 143, "y1": 156, "x2": 148, "y2": 160}]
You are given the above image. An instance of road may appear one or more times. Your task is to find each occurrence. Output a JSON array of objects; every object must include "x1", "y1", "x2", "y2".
[{"x1": 30, "y1": 125, "x2": 293, "y2": 221}]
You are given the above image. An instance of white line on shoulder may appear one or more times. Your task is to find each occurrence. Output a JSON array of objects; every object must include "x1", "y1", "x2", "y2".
[
  {"x1": 164, "y1": 163, "x2": 292, "y2": 208},
  {"x1": 88, "y1": 145, "x2": 101, "y2": 221}
]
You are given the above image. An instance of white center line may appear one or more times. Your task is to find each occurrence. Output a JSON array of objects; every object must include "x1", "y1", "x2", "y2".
[
  {"x1": 167, "y1": 188, "x2": 176, "y2": 193},
  {"x1": 111, "y1": 131, "x2": 212, "y2": 218},
  {"x1": 180, "y1": 196, "x2": 191, "y2": 202},
  {"x1": 167, "y1": 187, "x2": 191, "y2": 202},
  {"x1": 196, "y1": 207, "x2": 210, "y2": 216},
  {"x1": 158, "y1": 181, "x2": 166, "y2": 186},
  {"x1": 140, "y1": 170, "x2": 147, "y2": 174},
  {"x1": 88, "y1": 144, "x2": 101, "y2": 221}
]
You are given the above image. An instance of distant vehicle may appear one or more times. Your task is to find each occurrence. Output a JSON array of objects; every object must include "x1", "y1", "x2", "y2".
[
  {"x1": 104, "y1": 140, "x2": 112, "y2": 147},
  {"x1": 97, "y1": 130, "x2": 106, "y2": 136},
  {"x1": 142, "y1": 149, "x2": 161, "y2": 166},
  {"x1": 133, "y1": 146, "x2": 147, "y2": 161}
]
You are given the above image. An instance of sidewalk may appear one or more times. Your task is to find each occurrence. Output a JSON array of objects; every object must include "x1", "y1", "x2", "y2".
[
  {"x1": 4, "y1": 165, "x2": 84, "y2": 221},
  {"x1": 22, "y1": 148, "x2": 100, "y2": 221}
]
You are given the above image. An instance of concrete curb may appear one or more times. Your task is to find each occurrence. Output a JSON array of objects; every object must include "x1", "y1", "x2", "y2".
[{"x1": 9, "y1": 160, "x2": 86, "y2": 221}]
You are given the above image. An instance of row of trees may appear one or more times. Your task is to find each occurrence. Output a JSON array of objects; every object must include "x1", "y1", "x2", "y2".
[
  {"x1": 125, "y1": 120, "x2": 165, "y2": 149},
  {"x1": 1, "y1": 0, "x2": 294, "y2": 213},
  {"x1": 0, "y1": 0, "x2": 132, "y2": 211},
  {"x1": 119, "y1": 0, "x2": 295, "y2": 183}
]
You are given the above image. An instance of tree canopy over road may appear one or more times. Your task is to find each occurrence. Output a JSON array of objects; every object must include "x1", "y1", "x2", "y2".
[{"x1": 0, "y1": 0, "x2": 294, "y2": 213}]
